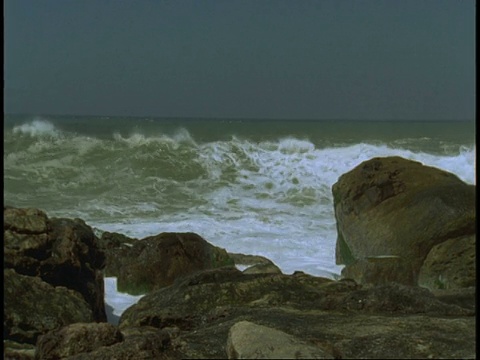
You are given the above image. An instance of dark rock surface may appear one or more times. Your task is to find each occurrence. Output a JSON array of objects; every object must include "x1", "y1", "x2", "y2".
[
  {"x1": 4, "y1": 269, "x2": 93, "y2": 345},
  {"x1": 4, "y1": 207, "x2": 107, "y2": 357},
  {"x1": 103, "y1": 232, "x2": 234, "y2": 295},
  {"x1": 36, "y1": 326, "x2": 181, "y2": 360},
  {"x1": 4, "y1": 207, "x2": 107, "y2": 321},
  {"x1": 35, "y1": 322, "x2": 123, "y2": 359},
  {"x1": 226, "y1": 320, "x2": 334, "y2": 359},
  {"x1": 228, "y1": 252, "x2": 283, "y2": 274},
  {"x1": 115, "y1": 268, "x2": 474, "y2": 359},
  {"x1": 419, "y1": 234, "x2": 476, "y2": 290},
  {"x1": 332, "y1": 156, "x2": 475, "y2": 286}
]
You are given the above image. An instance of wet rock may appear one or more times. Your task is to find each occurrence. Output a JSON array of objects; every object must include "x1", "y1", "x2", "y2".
[{"x1": 332, "y1": 156, "x2": 475, "y2": 286}]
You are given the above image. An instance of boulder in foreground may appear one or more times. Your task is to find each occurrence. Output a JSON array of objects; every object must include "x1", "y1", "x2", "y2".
[{"x1": 331, "y1": 156, "x2": 475, "y2": 287}]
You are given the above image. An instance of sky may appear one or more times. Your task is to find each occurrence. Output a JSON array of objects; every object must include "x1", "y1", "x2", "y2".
[{"x1": 4, "y1": 0, "x2": 476, "y2": 120}]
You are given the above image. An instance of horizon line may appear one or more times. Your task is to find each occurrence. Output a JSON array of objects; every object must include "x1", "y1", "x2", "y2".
[{"x1": 3, "y1": 113, "x2": 475, "y2": 122}]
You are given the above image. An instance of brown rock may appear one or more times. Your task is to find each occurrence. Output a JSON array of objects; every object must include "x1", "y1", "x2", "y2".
[
  {"x1": 35, "y1": 322, "x2": 123, "y2": 359},
  {"x1": 117, "y1": 268, "x2": 474, "y2": 359},
  {"x1": 114, "y1": 232, "x2": 234, "y2": 295},
  {"x1": 419, "y1": 234, "x2": 476, "y2": 290},
  {"x1": 4, "y1": 207, "x2": 107, "y2": 322},
  {"x1": 332, "y1": 156, "x2": 475, "y2": 286},
  {"x1": 4, "y1": 269, "x2": 93, "y2": 345},
  {"x1": 226, "y1": 321, "x2": 334, "y2": 359},
  {"x1": 36, "y1": 326, "x2": 180, "y2": 360},
  {"x1": 242, "y1": 262, "x2": 282, "y2": 275}
]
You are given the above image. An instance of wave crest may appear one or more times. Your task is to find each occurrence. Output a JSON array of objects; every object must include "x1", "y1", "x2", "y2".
[{"x1": 12, "y1": 118, "x2": 62, "y2": 138}]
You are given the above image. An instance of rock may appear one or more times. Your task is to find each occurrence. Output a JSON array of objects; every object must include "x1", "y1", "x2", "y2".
[
  {"x1": 332, "y1": 156, "x2": 475, "y2": 286},
  {"x1": 97, "y1": 230, "x2": 137, "y2": 249},
  {"x1": 114, "y1": 232, "x2": 234, "y2": 295},
  {"x1": 242, "y1": 262, "x2": 282, "y2": 274},
  {"x1": 228, "y1": 252, "x2": 283, "y2": 274},
  {"x1": 228, "y1": 252, "x2": 276, "y2": 266},
  {"x1": 4, "y1": 207, "x2": 107, "y2": 321},
  {"x1": 4, "y1": 269, "x2": 93, "y2": 345},
  {"x1": 119, "y1": 268, "x2": 471, "y2": 331},
  {"x1": 117, "y1": 268, "x2": 474, "y2": 358},
  {"x1": 97, "y1": 231, "x2": 138, "y2": 278},
  {"x1": 4, "y1": 207, "x2": 49, "y2": 234},
  {"x1": 35, "y1": 326, "x2": 181, "y2": 360},
  {"x1": 226, "y1": 320, "x2": 334, "y2": 359},
  {"x1": 419, "y1": 234, "x2": 476, "y2": 290},
  {"x1": 341, "y1": 256, "x2": 415, "y2": 286},
  {"x1": 35, "y1": 322, "x2": 123, "y2": 359},
  {"x1": 4, "y1": 340, "x2": 36, "y2": 360},
  {"x1": 430, "y1": 287, "x2": 476, "y2": 312}
]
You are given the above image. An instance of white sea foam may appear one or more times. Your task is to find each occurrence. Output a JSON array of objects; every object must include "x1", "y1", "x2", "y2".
[
  {"x1": 5, "y1": 123, "x2": 475, "y2": 280},
  {"x1": 12, "y1": 118, "x2": 61, "y2": 137},
  {"x1": 104, "y1": 277, "x2": 144, "y2": 318}
]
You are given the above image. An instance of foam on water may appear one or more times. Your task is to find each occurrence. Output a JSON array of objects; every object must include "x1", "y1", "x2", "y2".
[
  {"x1": 104, "y1": 277, "x2": 144, "y2": 319},
  {"x1": 12, "y1": 118, "x2": 62, "y2": 138},
  {"x1": 4, "y1": 119, "x2": 476, "y2": 278}
]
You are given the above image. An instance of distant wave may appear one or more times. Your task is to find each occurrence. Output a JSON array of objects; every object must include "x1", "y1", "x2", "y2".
[{"x1": 12, "y1": 118, "x2": 62, "y2": 138}]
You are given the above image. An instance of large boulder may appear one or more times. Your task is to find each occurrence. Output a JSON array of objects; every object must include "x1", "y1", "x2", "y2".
[
  {"x1": 112, "y1": 232, "x2": 234, "y2": 295},
  {"x1": 331, "y1": 156, "x2": 475, "y2": 286},
  {"x1": 4, "y1": 207, "x2": 107, "y2": 321}
]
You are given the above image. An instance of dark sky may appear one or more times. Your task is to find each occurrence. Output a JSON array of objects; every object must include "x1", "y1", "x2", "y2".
[{"x1": 4, "y1": 0, "x2": 475, "y2": 120}]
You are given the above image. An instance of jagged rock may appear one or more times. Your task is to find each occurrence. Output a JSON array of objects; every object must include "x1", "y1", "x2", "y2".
[
  {"x1": 332, "y1": 156, "x2": 475, "y2": 286},
  {"x1": 35, "y1": 326, "x2": 181, "y2": 360},
  {"x1": 97, "y1": 230, "x2": 137, "y2": 249},
  {"x1": 35, "y1": 322, "x2": 123, "y2": 359},
  {"x1": 117, "y1": 267, "x2": 474, "y2": 358},
  {"x1": 119, "y1": 268, "x2": 472, "y2": 331},
  {"x1": 419, "y1": 234, "x2": 476, "y2": 290},
  {"x1": 226, "y1": 320, "x2": 334, "y2": 359},
  {"x1": 4, "y1": 207, "x2": 107, "y2": 321},
  {"x1": 113, "y1": 232, "x2": 234, "y2": 295},
  {"x1": 4, "y1": 269, "x2": 93, "y2": 345},
  {"x1": 97, "y1": 231, "x2": 138, "y2": 277}
]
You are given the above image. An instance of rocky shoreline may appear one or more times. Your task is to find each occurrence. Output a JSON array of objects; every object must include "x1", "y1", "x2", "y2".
[{"x1": 4, "y1": 156, "x2": 475, "y2": 359}]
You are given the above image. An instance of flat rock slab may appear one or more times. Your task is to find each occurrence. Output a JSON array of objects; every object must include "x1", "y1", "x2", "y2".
[{"x1": 226, "y1": 320, "x2": 334, "y2": 359}]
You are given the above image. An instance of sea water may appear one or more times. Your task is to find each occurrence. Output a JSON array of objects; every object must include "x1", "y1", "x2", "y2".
[{"x1": 4, "y1": 115, "x2": 475, "y2": 315}]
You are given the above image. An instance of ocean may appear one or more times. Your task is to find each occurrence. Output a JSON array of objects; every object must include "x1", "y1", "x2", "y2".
[{"x1": 3, "y1": 115, "x2": 476, "y2": 279}]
